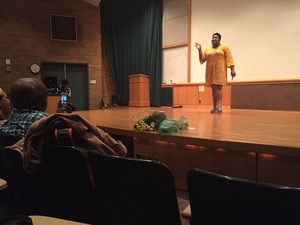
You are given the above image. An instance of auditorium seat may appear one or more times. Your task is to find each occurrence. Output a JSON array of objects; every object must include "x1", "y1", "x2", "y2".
[
  {"x1": 1, "y1": 146, "x2": 45, "y2": 215},
  {"x1": 0, "y1": 134, "x2": 22, "y2": 216},
  {"x1": 1, "y1": 143, "x2": 98, "y2": 223},
  {"x1": 187, "y1": 168, "x2": 300, "y2": 225},
  {"x1": 88, "y1": 150, "x2": 182, "y2": 225},
  {"x1": 0, "y1": 134, "x2": 21, "y2": 151},
  {"x1": 0, "y1": 134, "x2": 21, "y2": 179},
  {"x1": 36, "y1": 143, "x2": 98, "y2": 223}
]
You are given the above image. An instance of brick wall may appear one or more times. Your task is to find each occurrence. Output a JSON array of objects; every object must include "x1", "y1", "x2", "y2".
[{"x1": 0, "y1": 0, "x2": 114, "y2": 109}]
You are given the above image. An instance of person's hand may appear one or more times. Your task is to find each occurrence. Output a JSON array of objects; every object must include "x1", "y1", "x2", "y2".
[
  {"x1": 231, "y1": 70, "x2": 236, "y2": 80},
  {"x1": 195, "y1": 42, "x2": 202, "y2": 50},
  {"x1": 57, "y1": 101, "x2": 74, "y2": 113}
]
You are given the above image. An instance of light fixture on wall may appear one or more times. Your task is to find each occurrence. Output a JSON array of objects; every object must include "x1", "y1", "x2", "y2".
[{"x1": 5, "y1": 59, "x2": 11, "y2": 72}]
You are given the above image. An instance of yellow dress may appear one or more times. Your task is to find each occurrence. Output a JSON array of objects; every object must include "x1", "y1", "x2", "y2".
[{"x1": 200, "y1": 44, "x2": 235, "y2": 86}]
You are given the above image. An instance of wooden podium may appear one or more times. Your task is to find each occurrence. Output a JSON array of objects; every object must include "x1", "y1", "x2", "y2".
[
  {"x1": 46, "y1": 95, "x2": 60, "y2": 114},
  {"x1": 129, "y1": 74, "x2": 150, "y2": 107}
]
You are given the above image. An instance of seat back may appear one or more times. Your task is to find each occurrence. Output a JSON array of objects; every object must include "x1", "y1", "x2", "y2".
[
  {"x1": 88, "y1": 150, "x2": 182, "y2": 225},
  {"x1": 0, "y1": 134, "x2": 21, "y2": 179},
  {"x1": 0, "y1": 134, "x2": 21, "y2": 151},
  {"x1": 36, "y1": 143, "x2": 97, "y2": 223},
  {"x1": 1, "y1": 147, "x2": 45, "y2": 215},
  {"x1": 187, "y1": 168, "x2": 300, "y2": 225}
]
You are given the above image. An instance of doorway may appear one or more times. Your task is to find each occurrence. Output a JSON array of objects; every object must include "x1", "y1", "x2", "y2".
[{"x1": 41, "y1": 62, "x2": 89, "y2": 111}]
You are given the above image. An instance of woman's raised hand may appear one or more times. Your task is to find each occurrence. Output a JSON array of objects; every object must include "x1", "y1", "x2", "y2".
[{"x1": 195, "y1": 42, "x2": 202, "y2": 50}]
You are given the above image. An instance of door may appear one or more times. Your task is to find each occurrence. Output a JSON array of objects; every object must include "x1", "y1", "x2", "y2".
[{"x1": 41, "y1": 62, "x2": 89, "y2": 111}]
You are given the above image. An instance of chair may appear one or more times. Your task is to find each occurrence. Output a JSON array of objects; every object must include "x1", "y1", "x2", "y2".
[
  {"x1": 187, "y1": 168, "x2": 300, "y2": 225},
  {"x1": 0, "y1": 134, "x2": 23, "y2": 216},
  {"x1": 0, "y1": 133, "x2": 33, "y2": 216},
  {"x1": 1, "y1": 143, "x2": 98, "y2": 223},
  {"x1": 0, "y1": 134, "x2": 21, "y2": 179},
  {"x1": 36, "y1": 143, "x2": 98, "y2": 223},
  {"x1": 87, "y1": 150, "x2": 182, "y2": 225},
  {"x1": 1, "y1": 146, "x2": 46, "y2": 215},
  {"x1": 0, "y1": 134, "x2": 21, "y2": 151}
]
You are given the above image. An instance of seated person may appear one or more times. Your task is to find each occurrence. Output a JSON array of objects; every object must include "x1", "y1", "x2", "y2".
[
  {"x1": 0, "y1": 87, "x2": 20, "y2": 145},
  {"x1": 56, "y1": 79, "x2": 71, "y2": 99},
  {"x1": 0, "y1": 88, "x2": 11, "y2": 121},
  {"x1": 0, "y1": 78, "x2": 49, "y2": 138}
]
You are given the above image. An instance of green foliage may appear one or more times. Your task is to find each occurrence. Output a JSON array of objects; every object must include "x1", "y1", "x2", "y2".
[{"x1": 143, "y1": 111, "x2": 167, "y2": 128}]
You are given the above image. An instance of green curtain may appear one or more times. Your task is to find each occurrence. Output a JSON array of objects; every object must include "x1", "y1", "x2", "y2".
[{"x1": 101, "y1": 0, "x2": 162, "y2": 106}]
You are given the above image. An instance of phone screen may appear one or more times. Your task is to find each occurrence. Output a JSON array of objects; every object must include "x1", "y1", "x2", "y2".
[{"x1": 60, "y1": 93, "x2": 67, "y2": 109}]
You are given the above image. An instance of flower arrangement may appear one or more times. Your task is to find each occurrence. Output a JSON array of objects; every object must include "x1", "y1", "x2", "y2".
[
  {"x1": 134, "y1": 110, "x2": 166, "y2": 132},
  {"x1": 133, "y1": 110, "x2": 189, "y2": 135}
]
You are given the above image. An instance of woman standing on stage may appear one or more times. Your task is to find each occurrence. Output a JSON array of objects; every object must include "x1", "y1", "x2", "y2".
[{"x1": 195, "y1": 32, "x2": 236, "y2": 113}]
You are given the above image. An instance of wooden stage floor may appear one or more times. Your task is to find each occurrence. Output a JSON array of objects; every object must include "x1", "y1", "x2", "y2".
[
  {"x1": 76, "y1": 106, "x2": 300, "y2": 189},
  {"x1": 76, "y1": 106, "x2": 300, "y2": 156}
]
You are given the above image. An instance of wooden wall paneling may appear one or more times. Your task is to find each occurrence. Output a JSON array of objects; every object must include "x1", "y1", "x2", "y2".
[
  {"x1": 152, "y1": 141, "x2": 256, "y2": 190},
  {"x1": 172, "y1": 85, "x2": 199, "y2": 106},
  {"x1": 134, "y1": 138, "x2": 154, "y2": 160},
  {"x1": 268, "y1": 83, "x2": 300, "y2": 111},
  {"x1": 162, "y1": 83, "x2": 231, "y2": 107},
  {"x1": 222, "y1": 85, "x2": 231, "y2": 106},
  {"x1": 198, "y1": 84, "x2": 231, "y2": 106},
  {"x1": 231, "y1": 82, "x2": 300, "y2": 111},
  {"x1": 231, "y1": 84, "x2": 269, "y2": 109},
  {"x1": 257, "y1": 154, "x2": 300, "y2": 187}
]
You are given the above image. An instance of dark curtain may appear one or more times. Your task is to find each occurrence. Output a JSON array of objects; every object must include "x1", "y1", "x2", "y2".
[{"x1": 101, "y1": 0, "x2": 162, "y2": 106}]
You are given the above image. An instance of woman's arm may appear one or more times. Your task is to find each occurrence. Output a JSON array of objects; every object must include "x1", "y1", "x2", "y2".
[{"x1": 195, "y1": 43, "x2": 202, "y2": 62}]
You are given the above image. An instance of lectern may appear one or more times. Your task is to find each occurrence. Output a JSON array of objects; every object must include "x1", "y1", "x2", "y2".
[
  {"x1": 129, "y1": 74, "x2": 150, "y2": 107},
  {"x1": 46, "y1": 95, "x2": 60, "y2": 114}
]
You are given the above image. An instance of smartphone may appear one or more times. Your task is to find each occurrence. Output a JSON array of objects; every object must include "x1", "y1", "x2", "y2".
[{"x1": 60, "y1": 93, "x2": 67, "y2": 109}]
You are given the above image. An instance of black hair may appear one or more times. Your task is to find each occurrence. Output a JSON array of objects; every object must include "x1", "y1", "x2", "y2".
[
  {"x1": 61, "y1": 79, "x2": 69, "y2": 85},
  {"x1": 10, "y1": 78, "x2": 48, "y2": 111},
  {"x1": 213, "y1": 32, "x2": 222, "y2": 40}
]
